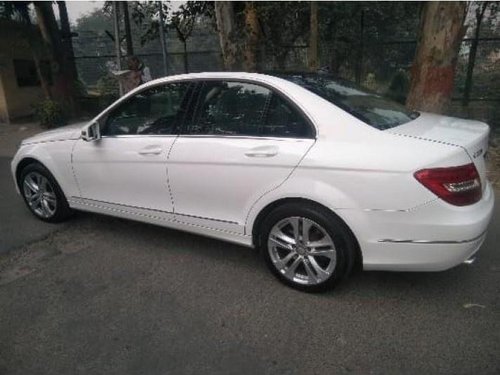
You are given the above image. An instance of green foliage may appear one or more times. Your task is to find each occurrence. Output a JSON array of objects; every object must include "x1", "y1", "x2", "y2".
[
  {"x1": 75, "y1": 7, "x2": 113, "y2": 32},
  {"x1": 96, "y1": 74, "x2": 119, "y2": 97},
  {"x1": 256, "y1": 2, "x2": 310, "y2": 68},
  {"x1": 386, "y1": 69, "x2": 410, "y2": 104},
  {"x1": 34, "y1": 99, "x2": 65, "y2": 128},
  {"x1": 132, "y1": 1, "x2": 211, "y2": 46}
]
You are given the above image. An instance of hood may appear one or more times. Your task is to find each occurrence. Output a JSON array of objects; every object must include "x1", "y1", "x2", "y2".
[{"x1": 21, "y1": 122, "x2": 87, "y2": 145}]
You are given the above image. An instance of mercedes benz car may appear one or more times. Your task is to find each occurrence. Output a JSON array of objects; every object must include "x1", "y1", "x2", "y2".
[{"x1": 11, "y1": 72, "x2": 494, "y2": 292}]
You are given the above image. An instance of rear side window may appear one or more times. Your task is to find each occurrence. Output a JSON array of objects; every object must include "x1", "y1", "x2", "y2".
[
  {"x1": 186, "y1": 80, "x2": 312, "y2": 138},
  {"x1": 279, "y1": 74, "x2": 419, "y2": 130}
]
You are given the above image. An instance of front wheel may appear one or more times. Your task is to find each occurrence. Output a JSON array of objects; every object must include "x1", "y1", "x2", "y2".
[
  {"x1": 260, "y1": 202, "x2": 357, "y2": 292},
  {"x1": 19, "y1": 163, "x2": 73, "y2": 223}
]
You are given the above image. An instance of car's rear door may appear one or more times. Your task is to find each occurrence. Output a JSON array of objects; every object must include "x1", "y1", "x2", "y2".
[
  {"x1": 167, "y1": 79, "x2": 316, "y2": 234},
  {"x1": 72, "y1": 81, "x2": 193, "y2": 216}
]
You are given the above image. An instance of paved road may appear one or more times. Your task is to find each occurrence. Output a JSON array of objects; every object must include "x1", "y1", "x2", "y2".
[
  {"x1": 0, "y1": 125, "x2": 499, "y2": 374},
  {"x1": 0, "y1": 125, "x2": 65, "y2": 254},
  {"x1": 0, "y1": 157, "x2": 68, "y2": 253}
]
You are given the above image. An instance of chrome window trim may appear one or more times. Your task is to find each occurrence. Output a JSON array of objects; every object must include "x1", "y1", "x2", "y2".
[
  {"x1": 175, "y1": 134, "x2": 312, "y2": 142},
  {"x1": 98, "y1": 134, "x2": 310, "y2": 142},
  {"x1": 100, "y1": 134, "x2": 179, "y2": 139}
]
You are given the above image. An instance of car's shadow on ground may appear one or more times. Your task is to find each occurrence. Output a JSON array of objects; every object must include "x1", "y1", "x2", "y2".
[{"x1": 65, "y1": 210, "x2": 484, "y2": 301}]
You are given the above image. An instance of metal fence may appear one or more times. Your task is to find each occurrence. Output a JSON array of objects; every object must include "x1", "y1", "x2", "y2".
[
  {"x1": 73, "y1": 28, "x2": 500, "y2": 127},
  {"x1": 75, "y1": 51, "x2": 222, "y2": 86}
]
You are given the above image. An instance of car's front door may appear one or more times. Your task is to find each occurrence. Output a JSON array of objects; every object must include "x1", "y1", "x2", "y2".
[
  {"x1": 72, "y1": 81, "x2": 192, "y2": 215},
  {"x1": 167, "y1": 80, "x2": 316, "y2": 234}
]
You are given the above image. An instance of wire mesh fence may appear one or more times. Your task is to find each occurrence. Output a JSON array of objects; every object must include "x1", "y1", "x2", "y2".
[{"x1": 73, "y1": 29, "x2": 500, "y2": 127}]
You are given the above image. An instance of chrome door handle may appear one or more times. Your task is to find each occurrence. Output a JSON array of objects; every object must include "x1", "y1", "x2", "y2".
[
  {"x1": 138, "y1": 147, "x2": 162, "y2": 155},
  {"x1": 245, "y1": 146, "x2": 279, "y2": 158}
]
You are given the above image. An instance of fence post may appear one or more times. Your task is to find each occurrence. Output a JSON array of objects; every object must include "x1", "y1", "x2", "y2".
[
  {"x1": 113, "y1": 2, "x2": 123, "y2": 96},
  {"x1": 463, "y1": 3, "x2": 488, "y2": 107},
  {"x1": 355, "y1": 9, "x2": 364, "y2": 85},
  {"x1": 158, "y1": 1, "x2": 168, "y2": 76}
]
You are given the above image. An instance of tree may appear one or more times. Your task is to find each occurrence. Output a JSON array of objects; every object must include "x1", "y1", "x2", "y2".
[
  {"x1": 34, "y1": 2, "x2": 81, "y2": 111},
  {"x1": 406, "y1": 2, "x2": 468, "y2": 113},
  {"x1": 243, "y1": 1, "x2": 260, "y2": 72},
  {"x1": 171, "y1": 3, "x2": 199, "y2": 73},
  {"x1": 122, "y1": 1, "x2": 134, "y2": 56},
  {"x1": 57, "y1": 1, "x2": 78, "y2": 81},
  {"x1": 214, "y1": 1, "x2": 239, "y2": 70},
  {"x1": 308, "y1": 1, "x2": 319, "y2": 71}
]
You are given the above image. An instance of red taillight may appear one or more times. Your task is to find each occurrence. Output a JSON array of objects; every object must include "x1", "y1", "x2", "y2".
[{"x1": 414, "y1": 163, "x2": 482, "y2": 206}]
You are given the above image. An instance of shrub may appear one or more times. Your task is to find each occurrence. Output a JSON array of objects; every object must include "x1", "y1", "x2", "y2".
[
  {"x1": 386, "y1": 69, "x2": 410, "y2": 104},
  {"x1": 96, "y1": 74, "x2": 119, "y2": 97},
  {"x1": 34, "y1": 99, "x2": 65, "y2": 129}
]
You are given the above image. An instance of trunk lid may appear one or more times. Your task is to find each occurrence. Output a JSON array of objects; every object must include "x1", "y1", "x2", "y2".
[{"x1": 387, "y1": 112, "x2": 490, "y2": 190}]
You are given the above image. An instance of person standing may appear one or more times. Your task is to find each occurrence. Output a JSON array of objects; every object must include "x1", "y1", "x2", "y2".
[{"x1": 122, "y1": 56, "x2": 152, "y2": 93}]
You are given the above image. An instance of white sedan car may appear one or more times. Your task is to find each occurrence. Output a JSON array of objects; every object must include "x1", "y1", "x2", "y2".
[{"x1": 11, "y1": 72, "x2": 494, "y2": 292}]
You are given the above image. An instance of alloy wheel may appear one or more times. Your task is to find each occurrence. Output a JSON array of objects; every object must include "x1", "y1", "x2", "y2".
[
  {"x1": 22, "y1": 172, "x2": 57, "y2": 218},
  {"x1": 267, "y1": 216, "x2": 337, "y2": 285}
]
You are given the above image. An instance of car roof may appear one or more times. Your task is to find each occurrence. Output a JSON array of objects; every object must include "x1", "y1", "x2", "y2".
[{"x1": 138, "y1": 71, "x2": 289, "y2": 90}]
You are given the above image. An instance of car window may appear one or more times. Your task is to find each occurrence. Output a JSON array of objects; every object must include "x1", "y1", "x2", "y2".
[
  {"x1": 262, "y1": 93, "x2": 310, "y2": 138},
  {"x1": 102, "y1": 82, "x2": 191, "y2": 136},
  {"x1": 278, "y1": 73, "x2": 419, "y2": 130},
  {"x1": 187, "y1": 80, "x2": 311, "y2": 138}
]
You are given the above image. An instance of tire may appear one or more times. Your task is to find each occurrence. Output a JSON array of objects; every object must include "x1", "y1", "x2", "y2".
[
  {"x1": 19, "y1": 162, "x2": 73, "y2": 223},
  {"x1": 259, "y1": 202, "x2": 357, "y2": 292}
]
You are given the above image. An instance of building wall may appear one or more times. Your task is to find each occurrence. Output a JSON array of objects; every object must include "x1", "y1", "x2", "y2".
[{"x1": 0, "y1": 20, "x2": 49, "y2": 124}]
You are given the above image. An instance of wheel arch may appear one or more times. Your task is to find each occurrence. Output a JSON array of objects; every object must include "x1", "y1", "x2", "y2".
[
  {"x1": 15, "y1": 157, "x2": 47, "y2": 190},
  {"x1": 250, "y1": 197, "x2": 363, "y2": 269}
]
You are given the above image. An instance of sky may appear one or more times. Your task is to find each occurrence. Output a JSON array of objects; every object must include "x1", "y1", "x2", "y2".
[
  {"x1": 64, "y1": 1, "x2": 184, "y2": 24},
  {"x1": 65, "y1": 1, "x2": 105, "y2": 23}
]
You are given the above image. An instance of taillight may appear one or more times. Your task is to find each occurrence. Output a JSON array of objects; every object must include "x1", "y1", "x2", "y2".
[{"x1": 414, "y1": 163, "x2": 482, "y2": 206}]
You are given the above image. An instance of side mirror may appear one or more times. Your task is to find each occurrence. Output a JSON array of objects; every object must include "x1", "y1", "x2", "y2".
[{"x1": 81, "y1": 121, "x2": 101, "y2": 142}]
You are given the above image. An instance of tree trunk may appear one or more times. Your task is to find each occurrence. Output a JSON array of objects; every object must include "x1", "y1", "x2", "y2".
[
  {"x1": 406, "y1": 2, "x2": 467, "y2": 113},
  {"x1": 16, "y1": 2, "x2": 52, "y2": 99},
  {"x1": 243, "y1": 2, "x2": 259, "y2": 72},
  {"x1": 308, "y1": 1, "x2": 319, "y2": 72},
  {"x1": 183, "y1": 41, "x2": 189, "y2": 73},
  {"x1": 57, "y1": 1, "x2": 78, "y2": 81},
  {"x1": 34, "y1": 2, "x2": 79, "y2": 112},
  {"x1": 122, "y1": 1, "x2": 134, "y2": 56},
  {"x1": 215, "y1": 1, "x2": 240, "y2": 70},
  {"x1": 462, "y1": 2, "x2": 489, "y2": 107}
]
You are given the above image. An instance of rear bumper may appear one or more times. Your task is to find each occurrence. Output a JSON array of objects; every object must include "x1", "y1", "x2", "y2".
[
  {"x1": 363, "y1": 230, "x2": 486, "y2": 271},
  {"x1": 339, "y1": 182, "x2": 495, "y2": 272}
]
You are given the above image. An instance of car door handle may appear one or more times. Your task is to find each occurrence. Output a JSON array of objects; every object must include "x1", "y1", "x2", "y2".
[
  {"x1": 138, "y1": 146, "x2": 163, "y2": 155},
  {"x1": 244, "y1": 146, "x2": 279, "y2": 158}
]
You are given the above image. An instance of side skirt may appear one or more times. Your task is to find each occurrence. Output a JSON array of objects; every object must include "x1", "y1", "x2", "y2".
[{"x1": 68, "y1": 197, "x2": 253, "y2": 248}]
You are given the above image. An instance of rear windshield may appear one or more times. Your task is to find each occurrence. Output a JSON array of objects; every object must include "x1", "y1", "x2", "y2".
[{"x1": 277, "y1": 73, "x2": 419, "y2": 130}]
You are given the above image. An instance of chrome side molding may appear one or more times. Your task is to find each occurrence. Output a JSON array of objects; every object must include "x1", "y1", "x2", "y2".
[{"x1": 378, "y1": 231, "x2": 487, "y2": 245}]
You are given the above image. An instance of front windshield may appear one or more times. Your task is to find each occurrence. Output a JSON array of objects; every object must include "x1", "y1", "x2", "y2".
[{"x1": 278, "y1": 74, "x2": 419, "y2": 130}]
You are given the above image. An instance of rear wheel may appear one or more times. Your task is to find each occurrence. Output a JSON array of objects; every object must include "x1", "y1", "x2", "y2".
[
  {"x1": 19, "y1": 163, "x2": 73, "y2": 223},
  {"x1": 260, "y1": 202, "x2": 357, "y2": 292}
]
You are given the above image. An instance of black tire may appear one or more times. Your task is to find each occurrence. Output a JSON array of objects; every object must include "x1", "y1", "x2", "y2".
[
  {"x1": 19, "y1": 162, "x2": 73, "y2": 223},
  {"x1": 259, "y1": 202, "x2": 358, "y2": 292}
]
